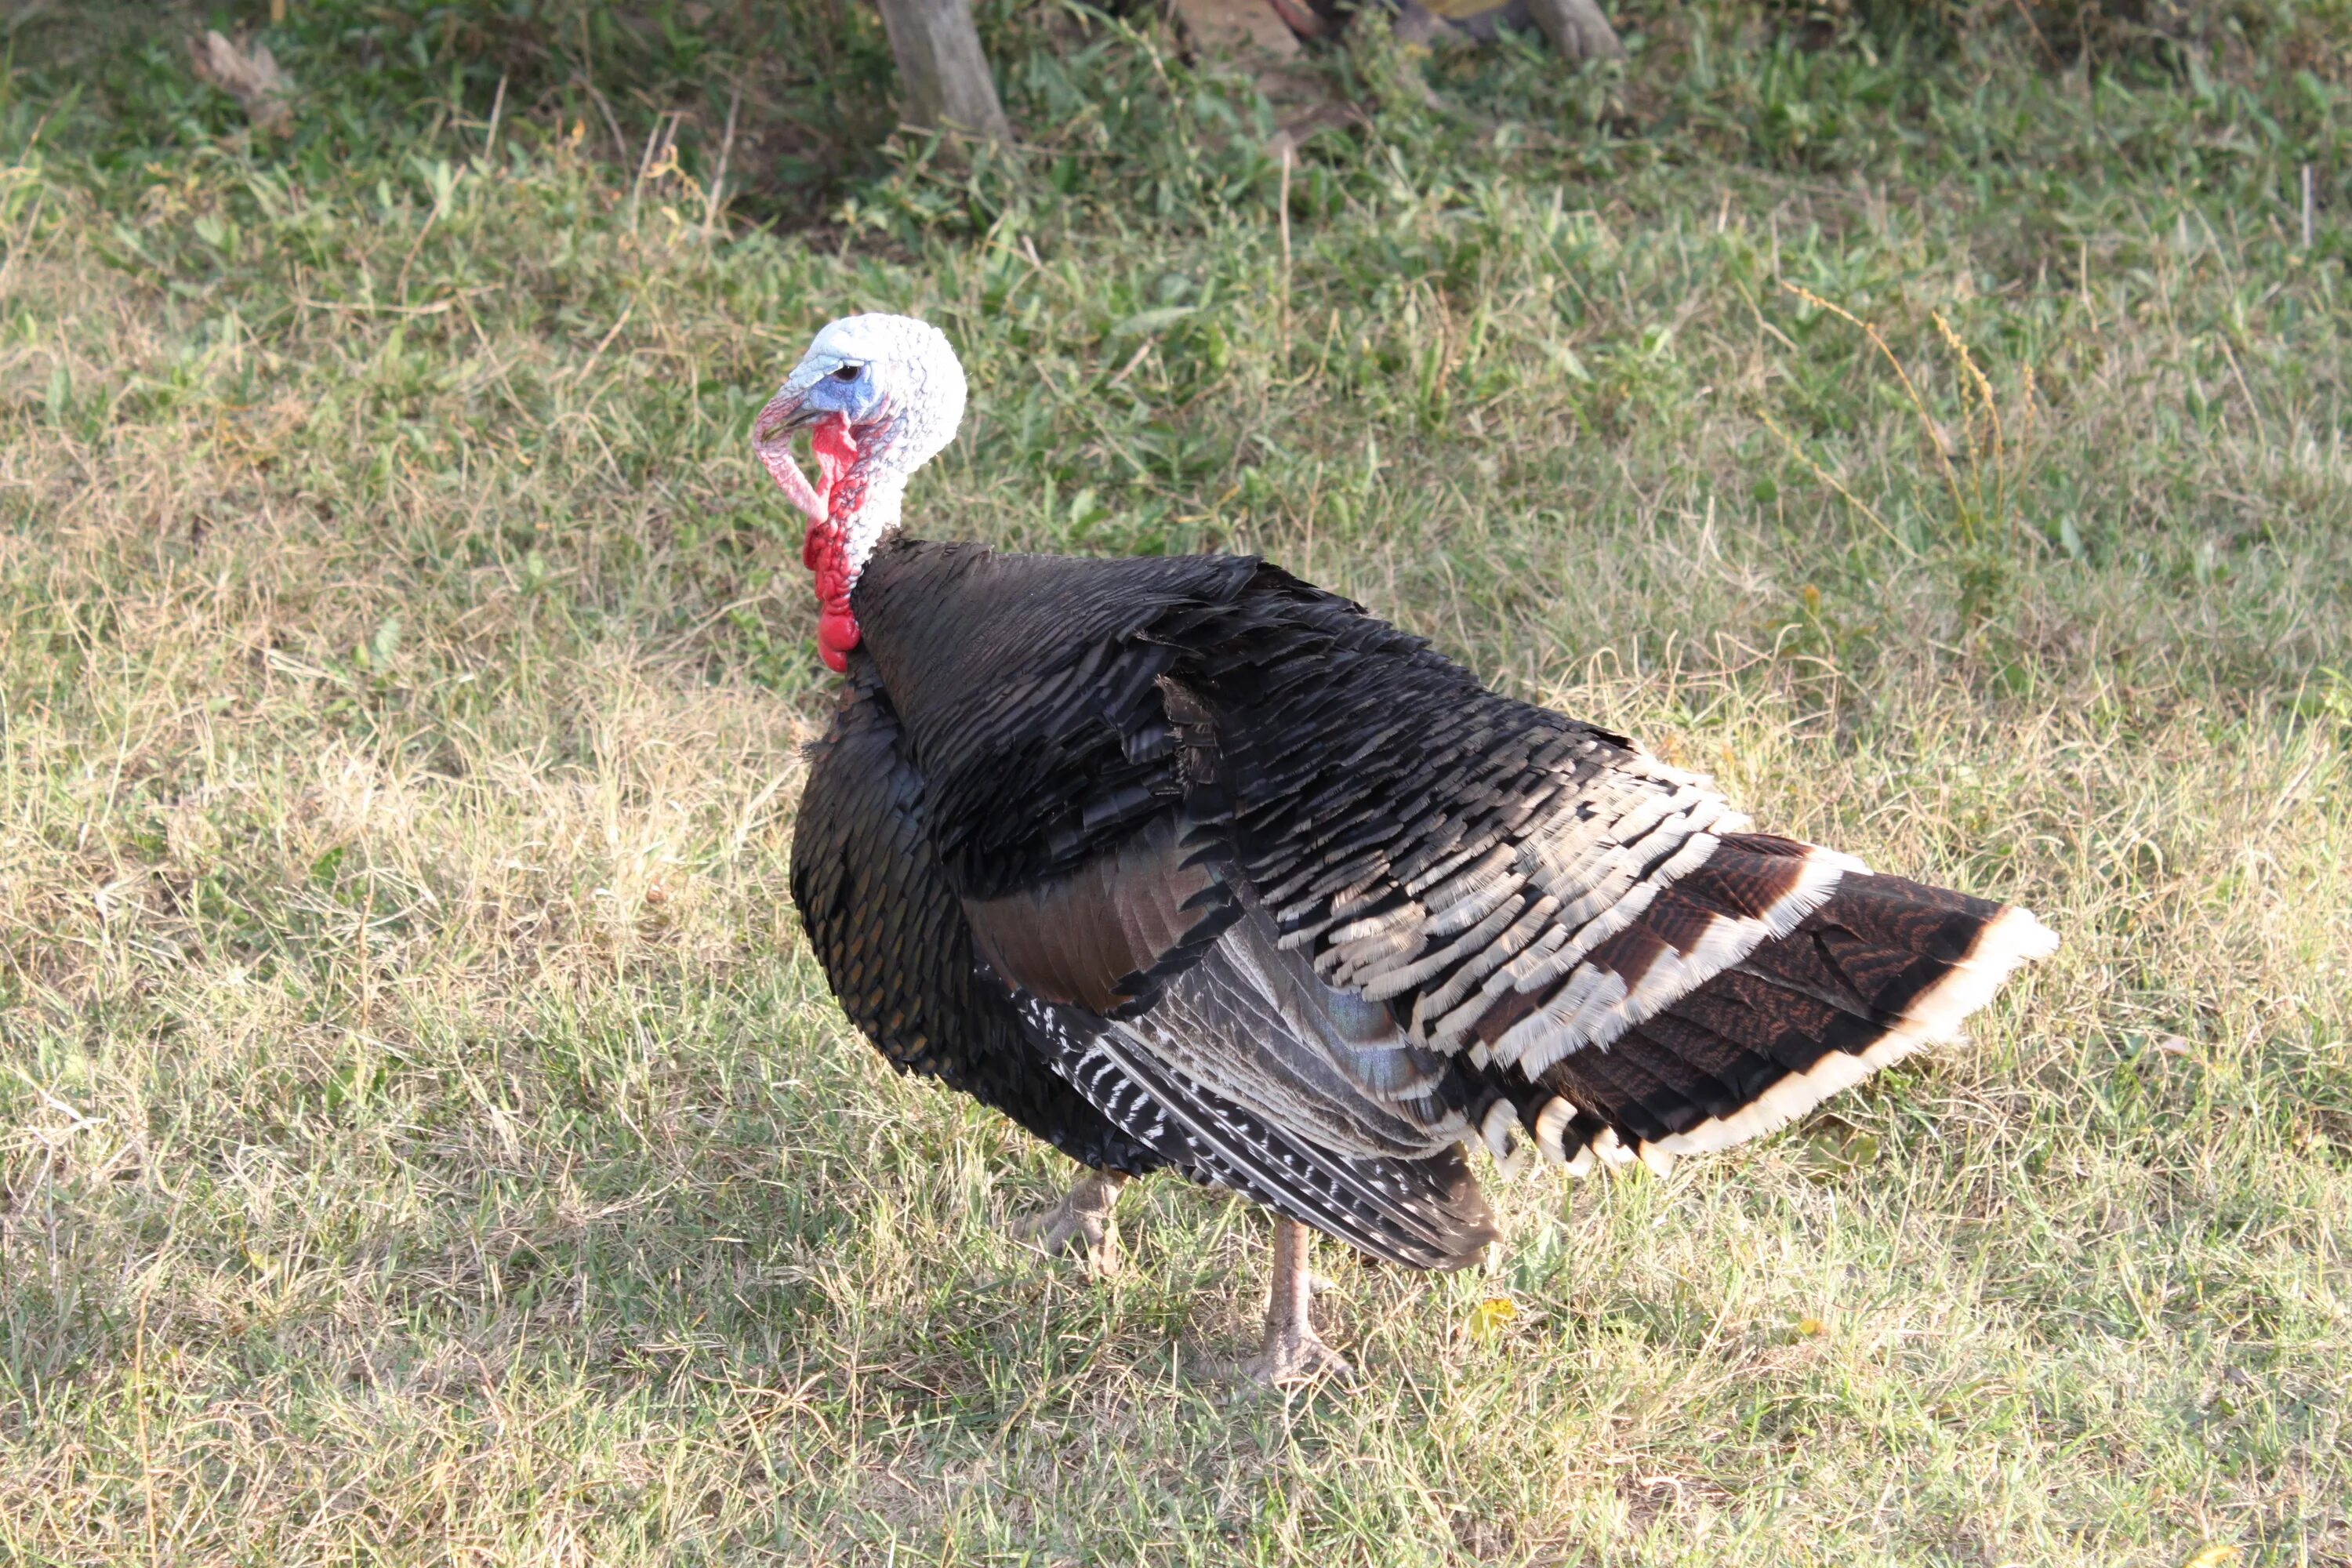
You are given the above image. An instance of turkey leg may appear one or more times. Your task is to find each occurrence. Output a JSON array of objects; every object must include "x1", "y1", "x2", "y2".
[
  {"x1": 1016, "y1": 1168, "x2": 1127, "y2": 1277},
  {"x1": 1243, "y1": 1215, "x2": 1351, "y2": 1384}
]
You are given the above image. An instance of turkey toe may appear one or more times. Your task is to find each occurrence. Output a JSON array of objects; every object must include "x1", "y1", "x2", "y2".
[{"x1": 1243, "y1": 1322, "x2": 1352, "y2": 1386}]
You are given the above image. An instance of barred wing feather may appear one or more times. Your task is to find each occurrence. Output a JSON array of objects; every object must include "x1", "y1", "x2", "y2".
[{"x1": 964, "y1": 814, "x2": 1497, "y2": 1269}]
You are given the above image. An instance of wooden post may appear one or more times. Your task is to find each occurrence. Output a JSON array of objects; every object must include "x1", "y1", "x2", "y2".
[
  {"x1": 872, "y1": 0, "x2": 1011, "y2": 143},
  {"x1": 1524, "y1": 0, "x2": 1626, "y2": 62}
]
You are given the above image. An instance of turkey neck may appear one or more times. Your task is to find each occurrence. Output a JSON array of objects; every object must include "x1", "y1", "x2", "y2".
[{"x1": 805, "y1": 413, "x2": 910, "y2": 673}]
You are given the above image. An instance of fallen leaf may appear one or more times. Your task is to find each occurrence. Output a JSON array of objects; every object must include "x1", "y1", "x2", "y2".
[{"x1": 1467, "y1": 1296, "x2": 1518, "y2": 1338}]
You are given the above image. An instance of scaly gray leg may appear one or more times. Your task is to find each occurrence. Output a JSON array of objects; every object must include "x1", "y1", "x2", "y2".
[
  {"x1": 1015, "y1": 1168, "x2": 1128, "y2": 1278},
  {"x1": 1243, "y1": 1214, "x2": 1351, "y2": 1385}
]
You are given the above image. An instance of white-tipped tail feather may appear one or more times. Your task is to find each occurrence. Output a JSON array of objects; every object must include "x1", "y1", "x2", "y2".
[
  {"x1": 1646, "y1": 902, "x2": 2058, "y2": 1160},
  {"x1": 1533, "y1": 1097, "x2": 1576, "y2": 1166}
]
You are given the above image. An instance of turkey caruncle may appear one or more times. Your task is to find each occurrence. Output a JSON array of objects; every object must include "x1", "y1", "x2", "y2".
[{"x1": 761, "y1": 312, "x2": 2059, "y2": 1384}]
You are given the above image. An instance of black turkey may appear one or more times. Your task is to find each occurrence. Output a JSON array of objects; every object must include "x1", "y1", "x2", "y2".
[{"x1": 764, "y1": 314, "x2": 2058, "y2": 1381}]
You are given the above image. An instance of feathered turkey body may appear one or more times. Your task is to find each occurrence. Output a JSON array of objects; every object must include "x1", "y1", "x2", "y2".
[{"x1": 766, "y1": 315, "x2": 2059, "y2": 1381}]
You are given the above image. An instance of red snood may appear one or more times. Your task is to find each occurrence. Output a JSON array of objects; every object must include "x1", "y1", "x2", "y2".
[{"x1": 804, "y1": 416, "x2": 868, "y2": 673}]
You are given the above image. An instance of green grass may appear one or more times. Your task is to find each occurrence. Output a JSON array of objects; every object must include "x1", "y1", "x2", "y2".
[{"x1": 3, "y1": 2, "x2": 2350, "y2": 1562}]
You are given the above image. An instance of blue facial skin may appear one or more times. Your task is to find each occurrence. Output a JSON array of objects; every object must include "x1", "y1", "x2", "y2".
[{"x1": 797, "y1": 360, "x2": 883, "y2": 427}]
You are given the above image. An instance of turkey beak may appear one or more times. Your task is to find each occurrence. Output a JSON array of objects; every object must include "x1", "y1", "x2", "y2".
[
  {"x1": 755, "y1": 383, "x2": 815, "y2": 445},
  {"x1": 753, "y1": 383, "x2": 828, "y2": 525}
]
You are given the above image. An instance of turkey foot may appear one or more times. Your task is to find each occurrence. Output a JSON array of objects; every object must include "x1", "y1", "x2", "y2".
[
  {"x1": 1243, "y1": 1216, "x2": 1352, "y2": 1385},
  {"x1": 1015, "y1": 1169, "x2": 1127, "y2": 1277}
]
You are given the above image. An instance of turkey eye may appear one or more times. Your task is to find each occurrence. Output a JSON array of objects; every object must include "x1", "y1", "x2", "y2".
[{"x1": 831, "y1": 364, "x2": 862, "y2": 383}]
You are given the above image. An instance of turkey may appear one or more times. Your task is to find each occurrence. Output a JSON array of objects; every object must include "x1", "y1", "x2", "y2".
[{"x1": 766, "y1": 314, "x2": 2059, "y2": 1382}]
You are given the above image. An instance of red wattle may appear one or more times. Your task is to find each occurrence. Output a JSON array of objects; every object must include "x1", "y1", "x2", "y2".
[
  {"x1": 806, "y1": 412, "x2": 866, "y2": 673},
  {"x1": 812, "y1": 416, "x2": 860, "y2": 510},
  {"x1": 816, "y1": 604, "x2": 858, "y2": 671}
]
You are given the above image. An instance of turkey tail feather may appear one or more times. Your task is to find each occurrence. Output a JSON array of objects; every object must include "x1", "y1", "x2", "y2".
[{"x1": 1516, "y1": 866, "x2": 2056, "y2": 1172}]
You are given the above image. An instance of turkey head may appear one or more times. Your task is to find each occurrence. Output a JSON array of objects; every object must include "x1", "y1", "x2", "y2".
[{"x1": 753, "y1": 313, "x2": 967, "y2": 670}]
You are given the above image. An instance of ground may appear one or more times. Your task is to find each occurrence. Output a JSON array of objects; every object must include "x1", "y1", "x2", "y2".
[{"x1": 2, "y1": 2, "x2": 2348, "y2": 1563}]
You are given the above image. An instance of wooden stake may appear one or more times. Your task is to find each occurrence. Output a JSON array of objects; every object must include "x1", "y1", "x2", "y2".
[{"x1": 873, "y1": 0, "x2": 1010, "y2": 143}]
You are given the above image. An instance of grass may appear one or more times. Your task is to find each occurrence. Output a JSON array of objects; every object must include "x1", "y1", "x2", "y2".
[{"x1": 2, "y1": 1, "x2": 2350, "y2": 1561}]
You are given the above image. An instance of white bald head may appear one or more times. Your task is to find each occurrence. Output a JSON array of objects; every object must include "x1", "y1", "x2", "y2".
[{"x1": 769, "y1": 313, "x2": 967, "y2": 477}]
